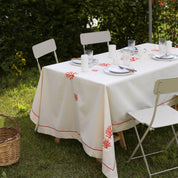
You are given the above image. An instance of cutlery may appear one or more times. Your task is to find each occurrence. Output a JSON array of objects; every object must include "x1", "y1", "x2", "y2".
[{"x1": 119, "y1": 66, "x2": 137, "y2": 72}]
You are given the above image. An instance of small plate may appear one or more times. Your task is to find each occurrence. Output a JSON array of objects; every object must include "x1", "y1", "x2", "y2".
[
  {"x1": 70, "y1": 58, "x2": 99, "y2": 66},
  {"x1": 152, "y1": 54, "x2": 178, "y2": 61},
  {"x1": 104, "y1": 66, "x2": 133, "y2": 76}
]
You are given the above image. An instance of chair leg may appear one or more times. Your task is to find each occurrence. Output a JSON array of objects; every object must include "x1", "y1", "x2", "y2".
[
  {"x1": 127, "y1": 126, "x2": 152, "y2": 177},
  {"x1": 55, "y1": 137, "x2": 60, "y2": 143},
  {"x1": 114, "y1": 131, "x2": 127, "y2": 150},
  {"x1": 171, "y1": 125, "x2": 178, "y2": 145},
  {"x1": 134, "y1": 126, "x2": 152, "y2": 177},
  {"x1": 117, "y1": 132, "x2": 127, "y2": 150},
  {"x1": 175, "y1": 104, "x2": 178, "y2": 111},
  {"x1": 165, "y1": 126, "x2": 178, "y2": 150},
  {"x1": 127, "y1": 125, "x2": 150, "y2": 163}
]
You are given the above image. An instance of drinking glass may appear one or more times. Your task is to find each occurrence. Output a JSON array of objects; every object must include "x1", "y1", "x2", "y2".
[
  {"x1": 85, "y1": 49, "x2": 93, "y2": 61},
  {"x1": 128, "y1": 39, "x2": 135, "y2": 51},
  {"x1": 159, "y1": 38, "x2": 166, "y2": 55}
]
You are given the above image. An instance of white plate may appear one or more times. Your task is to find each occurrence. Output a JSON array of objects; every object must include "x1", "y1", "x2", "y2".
[
  {"x1": 104, "y1": 66, "x2": 133, "y2": 76},
  {"x1": 152, "y1": 54, "x2": 178, "y2": 61},
  {"x1": 70, "y1": 58, "x2": 99, "y2": 66},
  {"x1": 109, "y1": 65, "x2": 130, "y2": 74}
]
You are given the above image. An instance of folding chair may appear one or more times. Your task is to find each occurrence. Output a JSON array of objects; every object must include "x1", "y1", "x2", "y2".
[
  {"x1": 127, "y1": 77, "x2": 178, "y2": 177},
  {"x1": 32, "y1": 38, "x2": 59, "y2": 73},
  {"x1": 80, "y1": 31, "x2": 111, "y2": 53}
]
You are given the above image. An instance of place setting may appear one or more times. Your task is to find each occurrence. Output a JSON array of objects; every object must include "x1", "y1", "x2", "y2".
[
  {"x1": 70, "y1": 49, "x2": 99, "y2": 67},
  {"x1": 104, "y1": 40, "x2": 137, "y2": 76},
  {"x1": 104, "y1": 65, "x2": 136, "y2": 76},
  {"x1": 151, "y1": 38, "x2": 178, "y2": 61}
]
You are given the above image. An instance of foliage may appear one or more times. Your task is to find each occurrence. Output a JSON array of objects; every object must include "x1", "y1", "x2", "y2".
[
  {"x1": 1, "y1": 50, "x2": 26, "y2": 75},
  {"x1": 0, "y1": 0, "x2": 87, "y2": 74},
  {"x1": 152, "y1": 0, "x2": 178, "y2": 46},
  {"x1": 0, "y1": 0, "x2": 177, "y2": 75},
  {"x1": 84, "y1": 0, "x2": 149, "y2": 49}
]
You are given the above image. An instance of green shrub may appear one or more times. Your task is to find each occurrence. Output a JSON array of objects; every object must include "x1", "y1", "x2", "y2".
[{"x1": 0, "y1": 0, "x2": 177, "y2": 75}]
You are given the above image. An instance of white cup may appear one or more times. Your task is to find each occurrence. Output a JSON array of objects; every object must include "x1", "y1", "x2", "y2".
[
  {"x1": 123, "y1": 49, "x2": 131, "y2": 66},
  {"x1": 108, "y1": 44, "x2": 116, "y2": 58},
  {"x1": 81, "y1": 54, "x2": 88, "y2": 72}
]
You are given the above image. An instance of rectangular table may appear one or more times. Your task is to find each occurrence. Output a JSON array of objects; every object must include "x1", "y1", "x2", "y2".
[{"x1": 30, "y1": 43, "x2": 178, "y2": 178}]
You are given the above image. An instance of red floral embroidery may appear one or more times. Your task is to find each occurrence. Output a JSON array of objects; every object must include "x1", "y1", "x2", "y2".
[
  {"x1": 66, "y1": 72, "x2": 78, "y2": 80},
  {"x1": 105, "y1": 125, "x2": 113, "y2": 139},
  {"x1": 130, "y1": 57, "x2": 139, "y2": 61},
  {"x1": 120, "y1": 57, "x2": 139, "y2": 61},
  {"x1": 74, "y1": 93, "x2": 78, "y2": 101},
  {"x1": 151, "y1": 49, "x2": 159, "y2": 52},
  {"x1": 91, "y1": 69, "x2": 99, "y2": 72},
  {"x1": 98, "y1": 63, "x2": 110, "y2": 67},
  {"x1": 103, "y1": 139, "x2": 111, "y2": 149}
]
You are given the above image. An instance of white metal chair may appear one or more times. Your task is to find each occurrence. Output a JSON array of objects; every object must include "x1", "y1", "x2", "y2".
[
  {"x1": 32, "y1": 38, "x2": 59, "y2": 73},
  {"x1": 80, "y1": 31, "x2": 111, "y2": 53},
  {"x1": 127, "y1": 77, "x2": 178, "y2": 177}
]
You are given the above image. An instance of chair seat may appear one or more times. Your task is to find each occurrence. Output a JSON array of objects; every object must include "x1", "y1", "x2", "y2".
[{"x1": 128, "y1": 105, "x2": 178, "y2": 128}]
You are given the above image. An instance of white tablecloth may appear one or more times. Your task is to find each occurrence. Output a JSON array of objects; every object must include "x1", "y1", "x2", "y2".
[{"x1": 30, "y1": 43, "x2": 178, "y2": 178}]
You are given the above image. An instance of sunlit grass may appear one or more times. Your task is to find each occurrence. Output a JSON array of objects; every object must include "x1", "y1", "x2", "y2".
[{"x1": 0, "y1": 67, "x2": 178, "y2": 178}]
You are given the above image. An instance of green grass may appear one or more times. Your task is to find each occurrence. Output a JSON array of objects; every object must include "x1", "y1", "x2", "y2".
[{"x1": 0, "y1": 68, "x2": 178, "y2": 178}]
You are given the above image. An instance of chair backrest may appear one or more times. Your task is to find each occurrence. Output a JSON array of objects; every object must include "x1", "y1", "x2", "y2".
[
  {"x1": 80, "y1": 31, "x2": 111, "y2": 53},
  {"x1": 148, "y1": 77, "x2": 178, "y2": 128},
  {"x1": 32, "y1": 38, "x2": 58, "y2": 73},
  {"x1": 154, "y1": 77, "x2": 178, "y2": 95}
]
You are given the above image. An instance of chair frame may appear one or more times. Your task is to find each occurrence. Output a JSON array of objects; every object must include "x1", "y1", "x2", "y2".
[
  {"x1": 127, "y1": 77, "x2": 178, "y2": 177},
  {"x1": 32, "y1": 38, "x2": 59, "y2": 73},
  {"x1": 80, "y1": 31, "x2": 111, "y2": 53}
]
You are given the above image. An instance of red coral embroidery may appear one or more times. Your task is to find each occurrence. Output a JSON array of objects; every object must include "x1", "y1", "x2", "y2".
[
  {"x1": 74, "y1": 93, "x2": 78, "y2": 101},
  {"x1": 130, "y1": 57, "x2": 139, "y2": 61},
  {"x1": 66, "y1": 72, "x2": 78, "y2": 80},
  {"x1": 105, "y1": 125, "x2": 113, "y2": 139},
  {"x1": 120, "y1": 57, "x2": 139, "y2": 61},
  {"x1": 103, "y1": 139, "x2": 111, "y2": 149},
  {"x1": 91, "y1": 69, "x2": 99, "y2": 72},
  {"x1": 151, "y1": 49, "x2": 159, "y2": 52},
  {"x1": 98, "y1": 63, "x2": 110, "y2": 67}
]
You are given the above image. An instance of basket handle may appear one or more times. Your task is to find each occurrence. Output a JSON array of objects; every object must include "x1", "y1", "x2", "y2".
[{"x1": 0, "y1": 114, "x2": 21, "y2": 135}]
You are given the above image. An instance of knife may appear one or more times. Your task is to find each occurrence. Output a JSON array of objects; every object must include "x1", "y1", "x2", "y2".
[{"x1": 119, "y1": 66, "x2": 137, "y2": 72}]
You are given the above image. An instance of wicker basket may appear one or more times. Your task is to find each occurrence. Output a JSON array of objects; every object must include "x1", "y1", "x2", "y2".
[{"x1": 0, "y1": 114, "x2": 21, "y2": 166}]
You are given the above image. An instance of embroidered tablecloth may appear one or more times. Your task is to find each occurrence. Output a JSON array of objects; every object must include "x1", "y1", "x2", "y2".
[{"x1": 30, "y1": 43, "x2": 178, "y2": 178}]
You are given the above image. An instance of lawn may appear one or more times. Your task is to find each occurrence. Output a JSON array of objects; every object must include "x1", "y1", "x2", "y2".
[{"x1": 0, "y1": 67, "x2": 178, "y2": 178}]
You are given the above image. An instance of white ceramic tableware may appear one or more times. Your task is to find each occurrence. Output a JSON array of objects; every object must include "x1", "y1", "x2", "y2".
[
  {"x1": 81, "y1": 54, "x2": 88, "y2": 72},
  {"x1": 108, "y1": 44, "x2": 116, "y2": 58},
  {"x1": 122, "y1": 49, "x2": 131, "y2": 66},
  {"x1": 166, "y1": 40, "x2": 172, "y2": 54}
]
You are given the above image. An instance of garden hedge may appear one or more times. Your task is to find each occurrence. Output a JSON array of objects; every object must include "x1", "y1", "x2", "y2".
[{"x1": 0, "y1": 0, "x2": 177, "y2": 75}]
